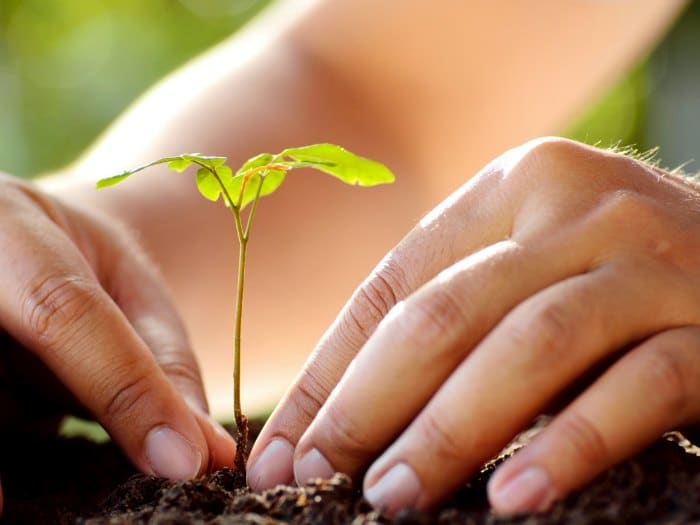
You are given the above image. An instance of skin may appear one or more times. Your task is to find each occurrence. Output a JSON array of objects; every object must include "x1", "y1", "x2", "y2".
[
  {"x1": 0, "y1": 0, "x2": 689, "y2": 516},
  {"x1": 0, "y1": 175, "x2": 236, "y2": 475},
  {"x1": 262, "y1": 137, "x2": 700, "y2": 514}
]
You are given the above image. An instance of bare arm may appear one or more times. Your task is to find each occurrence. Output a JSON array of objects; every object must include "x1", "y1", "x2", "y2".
[{"x1": 44, "y1": 0, "x2": 686, "y2": 416}]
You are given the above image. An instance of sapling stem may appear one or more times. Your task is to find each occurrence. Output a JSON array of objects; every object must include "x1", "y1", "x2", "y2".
[
  {"x1": 196, "y1": 160, "x2": 254, "y2": 470},
  {"x1": 229, "y1": 175, "x2": 263, "y2": 473},
  {"x1": 232, "y1": 212, "x2": 249, "y2": 472}
]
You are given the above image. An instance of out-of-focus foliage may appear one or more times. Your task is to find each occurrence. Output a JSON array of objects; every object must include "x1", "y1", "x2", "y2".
[
  {"x1": 0, "y1": 0, "x2": 271, "y2": 177},
  {"x1": 566, "y1": 2, "x2": 700, "y2": 171},
  {"x1": 0, "y1": 1, "x2": 698, "y2": 178},
  {"x1": 566, "y1": 66, "x2": 648, "y2": 150},
  {"x1": 644, "y1": 3, "x2": 700, "y2": 171}
]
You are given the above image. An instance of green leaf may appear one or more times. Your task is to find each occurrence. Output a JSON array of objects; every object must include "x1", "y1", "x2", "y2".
[
  {"x1": 274, "y1": 160, "x2": 335, "y2": 170},
  {"x1": 226, "y1": 152, "x2": 285, "y2": 209},
  {"x1": 168, "y1": 153, "x2": 228, "y2": 173},
  {"x1": 95, "y1": 172, "x2": 132, "y2": 189},
  {"x1": 96, "y1": 157, "x2": 177, "y2": 188},
  {"x1": 96, "y1": 145, "x2": 394, "y2": 213},
  {"x1": 280, "y1": 143, "x2": 394, "y2": 186},
  {"x1": 184, "y1": 154, "x2": 227, "y2": 169},
  {"x1": 195, "y1": 167, "x2": 222, "y2": 202},
  {"x1": 227, "y1": 169, "x2": 286, "y2": 210},
  {"x1": 167, "y1": 157, "x2": 195, "y2": 173},
  {"x1": 96, "y1": 153, "x2": 230, "y2": 190},
  {"x1": 234, "y1": 153, "x2": 275, "y2": 177}
]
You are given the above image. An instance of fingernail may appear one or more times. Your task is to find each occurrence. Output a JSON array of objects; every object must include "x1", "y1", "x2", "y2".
[
  {"x1": 489, "y1": 465, "x2": 555, "y2": 515},
  {"x1": 294, "y1": 448, "x2": 335, "y2": 485},
  {"x1": 247, "y1": 438, "x2": 294, "y2": 490},
  {"x1": 365, "y1": 463, "x2": 421, "y2": 515},
  {"x1": 145, "y1": 426, "x2": 202, "y2": 480}
]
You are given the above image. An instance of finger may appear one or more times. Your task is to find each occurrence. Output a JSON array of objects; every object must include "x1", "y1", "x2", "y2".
[
  {"x1": 24, "y1": 179, "x2": 210, "y2": 414},
  {"x1": 248, "y1": 159, "x2": 515, "y2": 489},
  {"x1": 290, "y1": 237, "x2": 590, "y2": 487},
  {"x1": 189, "y1": 404, "x2": 237, "y2": 471},
  {"x1": 119, "y1": 299, "x2": 236, "y2": 471},
  {"x1": 91, "y1": 215, "x2": 236, "y2": 467},
  {"x1": 100, "y1": 222, "x2": 209, "y2": 413},
  {"x1": 487, "y1": 326, "x2": 700, "y2": 515},
  {"x1": 360, "y1": 259, "x2": 697, "y2": 515},
  {"x1": 0, "y1": 195, "x2": 208, "y2": 480}
]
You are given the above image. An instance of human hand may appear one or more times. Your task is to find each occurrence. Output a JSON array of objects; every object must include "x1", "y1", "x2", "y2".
[
  {"x1": 0, "y1": 174, "x2": 235, "y2": 513},
  {"x1": 247, "y1": 137, "x2": 700, "y2": 516}
]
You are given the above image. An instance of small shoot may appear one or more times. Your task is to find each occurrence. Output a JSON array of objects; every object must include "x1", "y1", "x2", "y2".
[{"x1": 97, "y1": 144, "x2": 394, "y2": 474}]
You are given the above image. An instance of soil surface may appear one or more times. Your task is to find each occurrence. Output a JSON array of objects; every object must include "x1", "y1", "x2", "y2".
[{"x1": 1, "y1": 421, "x2": 700, "y2": 524}]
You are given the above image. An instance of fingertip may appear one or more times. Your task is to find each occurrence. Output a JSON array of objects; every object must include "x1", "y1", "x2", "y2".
[
  {"x1": 247, "y1": 438, "x2": 295, "y2": 490},
  {"x1": 246, "y1": 406, "x2": 303, "y2": 487},
  {"x1": 487, "y1": 463, "x2": 555, "y2": 516},
  {"x1": 363, "y1": 462, "x2": 421, "y2": 517},
  {"x1": 144, "y1": 425, "x2": 204, "y2": 480},
  {"x1": 293, "y1": 447, "x2": 335, "y2": 486},
  {"x1": 184, "y1": 402, "x2": 236, "y2": 472},
  {"x1": 203, "y1": 414, "x2": 237, "y2": 471}
]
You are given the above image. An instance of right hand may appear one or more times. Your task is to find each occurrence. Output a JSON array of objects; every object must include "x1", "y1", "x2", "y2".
[
  {"x1": 0, "y1": 174, "x2": 235, "y2": 514},
  {"x1": 248, "y1": 137, "x2": 700, "y2": 516}
]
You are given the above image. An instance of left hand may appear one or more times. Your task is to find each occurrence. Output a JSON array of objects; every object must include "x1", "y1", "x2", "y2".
[
  {"x1": 0, "y1": 174, "x2": 236, "y2": 491},
  {"x1": 246, "y1": 137, "x2": 700, "y2": 516}
]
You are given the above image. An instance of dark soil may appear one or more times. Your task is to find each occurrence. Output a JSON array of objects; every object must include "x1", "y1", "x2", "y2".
[{"x1": 1, "y1": 421, "x2": 700, "y2": 524}]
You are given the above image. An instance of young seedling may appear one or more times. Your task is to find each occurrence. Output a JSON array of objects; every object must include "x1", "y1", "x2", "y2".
[{"x1": 97, "y1": 144, "x2": 394, "y2": 474}]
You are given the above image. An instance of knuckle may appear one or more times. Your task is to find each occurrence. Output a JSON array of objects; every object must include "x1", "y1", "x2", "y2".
[
  {"x1": 99, "y1": 369, "x2": 153, "y2": 427},
  {"x1": 510, "y1": 137, "x2": 586, "y2": 181},
  {"x1": 290, "y1": 368, "x2": 331, "y2": 424},
  {"x1": 594, "y1": 191, "x2": 672, "y2": 257},
  {"x1": 507, "y1": 300, "x2": 573, "y2": 367},
  {"x1": 640, "y1": 345, "x2": 691, "y2": 418},
  {"x1": 346, "y1": 259, "x2": 409, "y2": 340},
  {"x1": 400, "y1": 285, "x2": 469, "y2": 353},
  {"x1": 524, "y1": 136, "x2": 583, "y2": 161},
  {"x1": 599, "y1": 190, "x2": 659, "y2": 225},
  {"x1": 417, "y1": 410, "x2": 466, "y2": 464},
  {"x1": 22, "y1": 274, "x2": 100, "y2": 347},
  {"x1": 555, "y1": 411, "x2": 610, "y2": 466},
  {"x1": 531, "y1": 302, "x2": 573, "y2": 358},
  {"x1": 594, "y1": 190, "x2": 691, "y2": 269},
  {"x1": 160, "y1": 359, "x2": 203, "y2": 390},
  {"x1": 321, "y1": 403, "x2": 376, "y2": 463}
]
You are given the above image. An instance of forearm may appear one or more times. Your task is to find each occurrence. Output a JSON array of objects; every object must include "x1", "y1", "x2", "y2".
[
  {"x1": 293, "y1": 0, "x2": 687, "y2": 195},
  {"x1": 36, "y1": 0, "x2": 688, "y2": 416}
]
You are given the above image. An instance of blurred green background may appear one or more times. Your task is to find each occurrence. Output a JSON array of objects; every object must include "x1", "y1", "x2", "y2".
[
  {"x1": 0, "y1": 0, "x2": 272, "y2": 178},
  {"x1": 0, "y1": 1, "x2": 698, "y2": 179}
]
